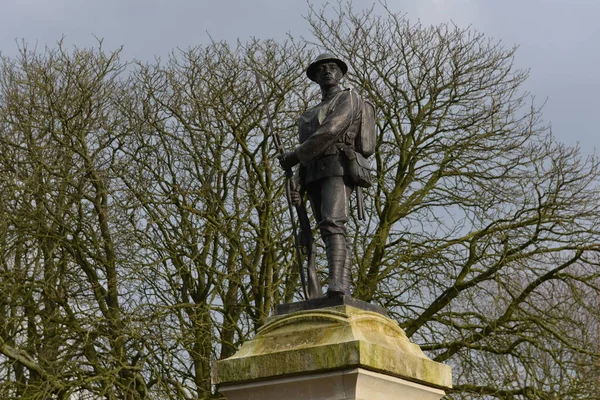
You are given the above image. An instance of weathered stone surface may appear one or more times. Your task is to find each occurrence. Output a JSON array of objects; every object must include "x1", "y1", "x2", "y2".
[
  {"x1": 218, "y1": 368, "x2": 447, "y2": 400},
  {"x1": 212, "y1": 304, "x2": 452, "y2": 391}
]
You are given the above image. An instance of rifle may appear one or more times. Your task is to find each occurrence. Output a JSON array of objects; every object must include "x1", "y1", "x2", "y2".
[
  {"x1": 254, "y1": 72, "x2": 322, "y2": 300},
  {"x1": 356, "y1": 186, "x2": 365, "y2": 221}
]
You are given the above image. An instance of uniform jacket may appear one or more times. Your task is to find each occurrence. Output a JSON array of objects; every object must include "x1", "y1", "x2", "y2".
[{"x1": 295, "y1": 88, "x2": 362, "y2": 185}]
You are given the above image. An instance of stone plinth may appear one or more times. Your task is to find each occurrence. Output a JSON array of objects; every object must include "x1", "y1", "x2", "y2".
[{"x1": 212, "y1": 302, "x2": 452, "y2": 399}]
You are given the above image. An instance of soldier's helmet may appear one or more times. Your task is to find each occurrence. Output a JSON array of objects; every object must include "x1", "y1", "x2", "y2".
[{"x1": 306, "y1": 53, "x2": 348, "y2": 82}]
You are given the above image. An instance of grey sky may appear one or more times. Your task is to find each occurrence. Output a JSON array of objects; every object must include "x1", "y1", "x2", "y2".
[{"x1": 1, "y1": 0, "x2": 598, "y2": 153}]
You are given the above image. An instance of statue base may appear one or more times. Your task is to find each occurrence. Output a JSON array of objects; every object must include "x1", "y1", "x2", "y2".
[
  {"x1": 217, "y1": 367, "x2": 446, "y2": 400},
  {"x1": 274, "y1": 294, "x2": 388, "y2": 316},
  {"x1": 212, "y1": 300, "x2": 452, "y2": 400}
]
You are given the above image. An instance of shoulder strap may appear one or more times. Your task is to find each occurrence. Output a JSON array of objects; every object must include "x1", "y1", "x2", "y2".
[{"x1": 326, "y1": 89, "x2": 356, "y2": 143}]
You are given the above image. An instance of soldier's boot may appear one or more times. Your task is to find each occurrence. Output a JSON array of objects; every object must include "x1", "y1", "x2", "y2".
[
  {"x1": 325, "y1": 234, "x2": 350, "y2": 297},
  {"x1": 343, "y1": 241, "x2": 352, "y2": 297}
]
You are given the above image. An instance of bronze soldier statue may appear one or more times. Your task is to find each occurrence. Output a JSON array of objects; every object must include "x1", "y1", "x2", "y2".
[{"x1": 279, "y1": 53, "x2": 374, "y2": 297}]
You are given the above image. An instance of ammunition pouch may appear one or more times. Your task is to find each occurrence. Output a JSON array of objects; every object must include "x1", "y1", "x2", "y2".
[{"x1": 342, "y1": 147, "x2": 372, "y2": 188}]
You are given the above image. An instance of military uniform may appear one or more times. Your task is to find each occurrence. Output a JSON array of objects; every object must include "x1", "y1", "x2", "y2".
[
  {"x1": 279, "y1": 53, "x2": 365, "y2": 296},
  {"x1": 294, "y1": 85, "x2": 363, "y2": 295},
  {"x1": 296, "y1": 88, "x2": 362, "y2": 236}
]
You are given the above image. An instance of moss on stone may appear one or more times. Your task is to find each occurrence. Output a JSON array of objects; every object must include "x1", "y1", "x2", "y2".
[{"x1": 212, "y1": 305, "x2": 452, "y2": 390}]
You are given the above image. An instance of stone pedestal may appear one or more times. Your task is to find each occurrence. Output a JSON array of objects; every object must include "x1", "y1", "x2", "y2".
[{"x1": 212, "y1": 299, "x2": 452, "y2": 399}]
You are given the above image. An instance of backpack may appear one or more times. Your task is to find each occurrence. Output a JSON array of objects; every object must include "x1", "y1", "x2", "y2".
[{"x1": 356, "y1": 98, "x2": 376, "y2": 157}]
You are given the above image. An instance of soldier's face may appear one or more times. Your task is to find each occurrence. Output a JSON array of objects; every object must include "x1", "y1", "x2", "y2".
[{"x1": 315, "y1": 62, "x2": 343, "y2": 87}]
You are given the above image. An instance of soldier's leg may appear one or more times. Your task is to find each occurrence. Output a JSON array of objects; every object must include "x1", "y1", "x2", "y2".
[
  {"x1": 344, "y1": 240, "x2": 353, "y2": 284},
  {"x1": 313, "y1": 176, "x2": 353, "y2": 296}
]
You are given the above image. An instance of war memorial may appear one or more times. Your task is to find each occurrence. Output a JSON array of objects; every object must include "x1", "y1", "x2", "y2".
[{"x1": 212, "y1": 53, "x2": 452, "y2": 400}]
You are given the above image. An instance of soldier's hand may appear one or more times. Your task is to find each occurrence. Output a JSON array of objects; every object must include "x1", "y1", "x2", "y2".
[
  {"x1": 289, "y1": 189, "x2": 302, "y2": 206},
  {"x1": 277, "y1": 150, "x2": 299, "y2": 170}
]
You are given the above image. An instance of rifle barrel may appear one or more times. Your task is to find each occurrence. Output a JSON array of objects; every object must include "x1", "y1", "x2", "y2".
[{"x1": 255, "y1": 70, "x2": 309, "y2": 300}]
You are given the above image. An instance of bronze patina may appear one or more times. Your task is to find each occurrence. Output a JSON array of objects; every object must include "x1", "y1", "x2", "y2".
[{"x1": 279, "y1": 53, "x2": 374, "y2": 297}]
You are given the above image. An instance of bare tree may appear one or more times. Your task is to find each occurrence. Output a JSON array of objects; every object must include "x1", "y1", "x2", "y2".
[
  {"x1": 113, "y1": 39, "x2": 313, "y2": 398},
  {"x1": 307, "y1": 3, "x2": 600, "y2": 398},
  {"x1": 0, "y1": 3, "x2": 598, "y2": 399},
  {"x1": 0, "y1": 42, "x2": 148, "y2": 399}
]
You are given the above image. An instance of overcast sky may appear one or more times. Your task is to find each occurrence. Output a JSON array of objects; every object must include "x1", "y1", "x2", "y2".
[{"x1": 1, "y1": 0, "x2": 598, "y2": 153}]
